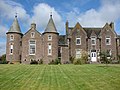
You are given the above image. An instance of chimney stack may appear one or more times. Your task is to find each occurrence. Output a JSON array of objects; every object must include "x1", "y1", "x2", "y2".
[
  {"x1": 31, "y1": 23, "x2": 36, "y2": 29},
  {"x1": 109, "y1": 22, "x2": 114, "y2": 30}
]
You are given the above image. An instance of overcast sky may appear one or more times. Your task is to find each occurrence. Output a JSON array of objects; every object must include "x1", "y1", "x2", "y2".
[{"x1": 0, "y1": 0, "x2": 120, "y2": 56}]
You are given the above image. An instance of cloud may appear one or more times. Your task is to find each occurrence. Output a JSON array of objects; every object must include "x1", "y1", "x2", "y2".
[
  {"x1": 0, "y1": 0, "x2": 30, "y2": 22},
  {"x1": 0, "y1": 0, "x2": 65, "y2": 33},
  {"x1": 0, "y1": 25, "x2": 8, "y2": 38},
  {"x1": 0, "y1": 42, "x2": 6, "y2": 56},
  {"x1": 29, "y1": 3, "x2": 64, "y2": 33},
  {"x1": 66, "y1": 0, "x2": 120, "y2": 28}
]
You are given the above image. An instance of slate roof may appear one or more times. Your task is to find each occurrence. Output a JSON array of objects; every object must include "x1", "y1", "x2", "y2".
[
  {"x1": 84, "y1": 28, "x2": 102, "y2": 38},
  {"x1": 68, "y1": 27, "x2": 102, "y2": 38},
  {"x1": 44, "y1": 15, "x2": 57, "y2": 33},
  {"x1": 8, "y1": 16, "x2": 22, "y2": 34},
  {"x1": 118, "y1": 35, "x2": 120, "y2": 39}
]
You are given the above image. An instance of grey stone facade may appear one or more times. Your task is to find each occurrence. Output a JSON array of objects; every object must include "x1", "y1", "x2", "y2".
[{"x1": 6, "y1": 15, "x2": 120, "y2": 64}]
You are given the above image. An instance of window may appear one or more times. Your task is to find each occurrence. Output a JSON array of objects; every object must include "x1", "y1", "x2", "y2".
[
  {"x1": 31, "y1": 32, "x2": 35, "y2": 38},
  {"x1": 10, "y1": 44, "x2": 13, "y2": 54},
  {"x1": 76, "y1": 49, "x2": 81, "y2": 58},
  {"x1": 76, "y1": 38, "x2": 81, "y2": 45},
  {"x1": 10, "y1": 35, "x2": 14, "y2": 41},
  {"x1": 29, "y1": 40, "x2": 36, "y2": 55},
  {"x1": 48, "y1": 35, "x2": 52, "y2": 41},
  {"x1": 106, "y1": 37, "x2": 111, "y2": 45},
  {"x1": 48, "y1": 43, "x2": 52, "y2": 55},
  {"x1": 91, "y1": 37, "x2": 96, "y2": 45}
]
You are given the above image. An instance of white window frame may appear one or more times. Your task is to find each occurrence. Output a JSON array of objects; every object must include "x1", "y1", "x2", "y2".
[
  {"x1": 10, "y1": 44, "x2": 13, "y2": 55},
  {"x1": 31, "y1": 32, "x2": 35, "y2": 38},
  {"x1": 29, "y1": 40, "x2": 36, "y2": 55},
  {"x1": 48, "y1": 35, "x2": 52, "y2": 41},
  {"x1": 106, "y1": 36, "x2": 111, "y2": 45},
  {"x1": 91, "y1": 36, "x2": 96, "y2": 45},
  {"x1": 76, "y1": 49, "x2": 81, "y2": 58},
  {"x1": 48, "y1": 43, "x2": 52, "y2": 55},
  {"x1": 76, "y1": 37, "x2": 81, "y2": 45},
  {"x1": 10, "y1": 35, "x2": 14, "y2": 41}
]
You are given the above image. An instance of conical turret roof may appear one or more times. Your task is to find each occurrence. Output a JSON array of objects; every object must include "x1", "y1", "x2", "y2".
[
  {"x1": 44, "y1": 14, "x2": 57, "y2": 33},
  {"x1": 8, "y1": 15, "x2": 22, "y2": 34}
]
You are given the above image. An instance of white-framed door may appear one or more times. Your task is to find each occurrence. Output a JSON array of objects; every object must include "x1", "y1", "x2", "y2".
[{"x1": 91, "y1": 52, "x2": 97, "y2": 62}]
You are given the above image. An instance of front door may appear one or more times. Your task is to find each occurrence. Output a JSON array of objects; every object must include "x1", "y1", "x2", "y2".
[{"x1": 91, "y1": 52, "x2": 97, "y2": 62}]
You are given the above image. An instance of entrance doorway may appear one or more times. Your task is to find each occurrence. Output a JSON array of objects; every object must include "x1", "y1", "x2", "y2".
[{"x1": 91, "y1": 51, "x2": 97, "y2": 62}]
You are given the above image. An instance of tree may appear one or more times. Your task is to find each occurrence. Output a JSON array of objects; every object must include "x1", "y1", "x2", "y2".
[
  {"x1": 0, "y1": 54, "x2": 8, "y2": 64},
  {"x1": 99, "y1": 51, "x2": 112, "y2": 65},
  {"x1": 0, "y1": 54, "x2": 6, "y2": 61}
]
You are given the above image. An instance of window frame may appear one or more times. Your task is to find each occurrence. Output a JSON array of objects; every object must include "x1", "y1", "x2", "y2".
[
  {"x1": 10, "y1": 35, "x2": 14, "y2": 41},
  {"x1": 29, "y1": 40, "x2": 36, "y2": 55},
  {"x1": 31, "y1": 32, "x2": 35, "y2": 38},
  {"x1": 91, "y1": 36, "x2": 96, "y2": 45},
  {"x1": 76, "y1": 49, "x2": 81, "y2": 58},
  {"x1": 76, "y1": 37, "x2": 81, "y2": 45},
  {"x1": 106, "y1": 36, "x2": 111, "y2": 45},
  {"x1": 48, "y1": 43, "x2": 52, "y2": 55},
  {"x1": 10, "y1": 43, "x2": 13, "y2": 55},
  {"x1": 48, "y1": 34, "x2": 52, "y2": 41}
]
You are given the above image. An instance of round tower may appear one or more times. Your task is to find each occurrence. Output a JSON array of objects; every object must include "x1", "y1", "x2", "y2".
[
  {"x1": 43, "y1": 14, "x2": 59, "y2": 64},
  {"x1": 6, "y1": 15, "x2": 23, "y2": 63}
]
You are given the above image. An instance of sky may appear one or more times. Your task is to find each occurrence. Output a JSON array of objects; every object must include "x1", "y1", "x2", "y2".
[{"x1": 0, "y1": 0, "x2": 120, "y2": 56}]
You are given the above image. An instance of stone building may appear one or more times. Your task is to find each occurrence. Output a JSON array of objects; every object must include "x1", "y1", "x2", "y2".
[{"x1": 6, "y1": 14, "x2": 120, "y2": 64}]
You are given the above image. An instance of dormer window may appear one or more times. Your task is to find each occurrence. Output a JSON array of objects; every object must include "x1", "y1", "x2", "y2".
[
  {"x1": 76, "y1": 38, "x2": 81, "y2": 45},
  {"x1": 106, "y1": 36, "x2": 111, "y2": 45},
  {"x1": 31, "y1": 32, "x2": 35, "y2": 38},
  {"x1": 48, "y1": 35, "x2": 52, "y2": 41},
  {"x1": 10, "y1": 35, "x2": 14, "y2": 41}
]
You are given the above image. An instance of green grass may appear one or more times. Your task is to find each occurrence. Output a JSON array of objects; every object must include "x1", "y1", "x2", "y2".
[{"x1": 0, "y1": 64, "x2": 120, "y2": 90}]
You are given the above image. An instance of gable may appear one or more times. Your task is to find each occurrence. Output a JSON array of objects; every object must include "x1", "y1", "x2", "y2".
[
  {"x1": 70, "y1": 22, "x2": 87, "y2": 36},
  {"x1": 23, "y1": 28, "x2": 41, "y2": 39},
  {"x1": 100, "y1": 23, "x2": 117, "y2": 37}
]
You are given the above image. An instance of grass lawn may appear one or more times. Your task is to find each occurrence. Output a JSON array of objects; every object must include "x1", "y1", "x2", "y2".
[{"x1": 0, "y1": 64, "x2": 120, "y2": 90}]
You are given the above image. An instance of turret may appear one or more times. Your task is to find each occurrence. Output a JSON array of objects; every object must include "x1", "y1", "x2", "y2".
[
  {"x1": 6, "y1": 15, "x2": 23, "y2": 63},
  {"x1": 43, "y1": 14, "x2": 59, "y2": 64}
]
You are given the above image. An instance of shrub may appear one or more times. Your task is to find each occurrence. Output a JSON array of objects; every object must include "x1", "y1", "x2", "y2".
[
  {"x1": 63, "y1": 61, "x2": 70, "y2": 64},
  {"x1": 73, "y1": 58, "x2": 82, "y2": 65},
  {"x1": 99, "y1": 51, "x2": 112, "y2": 65},
  {"x1": 118, "y1": 55, "x2": 120, "y2": 64},
  {"x1": 30, "y1": 60, "x2": 38, "y2": 64},
  {"x1": 0, "y1": 60, "x2": 9, "y2": 64},
  {"x1": 49, "y1": 60, "x2": 55, "y2": 65},
  {"x1": 38, "y1": 59, "x2": 43, "y2": 64},
  {"x1": 73, "y1": 50, "x2": 88, "y2": 65},
  {"x1": 55, "y1": 58, "x2": 61, "y2": 64},
  {"x1": 70, "y1": 56, "x2": 75, "y2": 64},
  {"x1": 49, "y1": 58, "x2": 61, "y2": 65}
]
